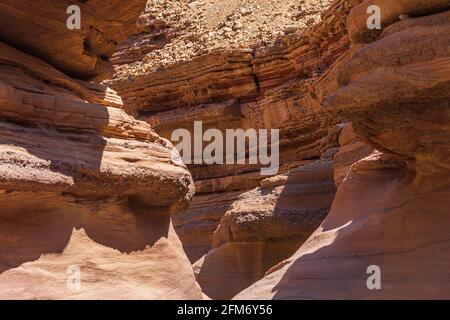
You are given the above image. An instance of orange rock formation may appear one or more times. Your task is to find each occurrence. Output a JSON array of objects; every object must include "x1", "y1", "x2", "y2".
[{"x1": 1, "y1": 0, "x2": 449, "y2": 300}]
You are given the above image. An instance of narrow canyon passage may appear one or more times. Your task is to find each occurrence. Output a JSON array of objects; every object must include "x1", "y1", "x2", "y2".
[
  {"x1": 110, "y1": 0, "x2": 450, "y2": 299},
  {"x1": 0, "y1": 0, "x2": 449, "y2": 300},
  {"x1": 108, "y1": 0, "x2": 356, "y2": 299}
]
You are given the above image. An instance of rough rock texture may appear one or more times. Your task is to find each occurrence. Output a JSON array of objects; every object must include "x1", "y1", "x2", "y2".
[
  {"x1": 236, "y1": 1, "x2": 450, "y2": 299},
  {"x1": 194, "y1": 160, "x2": 336, "y2": 299},
  {"x1": 0, "y1": 0, "x2": 202, "y2": 299},
  {"x1": 6, "y1": 0, "x2": 447, "y2": 300},
  {"x1": 107, "y1": 0, "x2": 367, "y2": 298},
  {"x1": 0, "y1": 0, "x2": 147, "y2": 80},
  {"x1": 110, "y1": 0, "x2": 362, "y2": 267},
  {"x1": 112, "y1": 0, "x2": 334, "y2": 74}
]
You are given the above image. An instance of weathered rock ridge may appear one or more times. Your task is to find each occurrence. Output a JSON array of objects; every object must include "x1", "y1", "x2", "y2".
[
  {"x1": 0, "y1": 0, "x2": 146, "y2": 80},
  {"x1": 236, "y1": 0, "x2": 450, "y2": 299},
  {"x1": 1, "y1": 0, "x2": 449, "y2": 300},
  {"x1": 193, "y1": 159, "x2": 336, "y2": 299},
  {"x1": 109, "y1": 0, "x2": 364, "y2": 298},
  {"x1": 111, "y1": 0, "x2": 450, "y2": 299},
  {"x1": 0, "y1": 0, "x2": 202, "y2": 299}
]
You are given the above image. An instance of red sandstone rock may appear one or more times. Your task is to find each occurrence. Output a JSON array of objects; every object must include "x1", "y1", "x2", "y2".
[
  {"x1": 347, "y1": 0, "x2": 450, "y2": 43},
  {"x1": 3, "y1": 0, "x2": 448, "y2": 300},
  {"x1": 109, "y1": 1, "x2": 361, "y2": 266},
  {"x1": 194, "y1": 160, "x2": 336, "y2": 300},
  {"x1": 0, "y1": 0, "x2": 147, "y2": 80},
  {"x1": 235, "y1": 2, "x2": 450, "y2": 300},
  {"x1": 0, "y1": 0, "x2": 202, "y2": 299}
]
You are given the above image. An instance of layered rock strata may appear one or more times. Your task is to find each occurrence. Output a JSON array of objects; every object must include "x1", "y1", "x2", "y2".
[
  {"x1": 2, "y1": 0, "x2": 446, "y2": 300},
  {"x1": 236, "y1": 1, "x2": 450, "y2": 299},
  {"x1": 110, "y1": 0, "x2": 364, "y2": 267},
  {"x1": 194, "y1": 159, "x2": 336, "y2": 299},
  {"x1": 0, "y1": 0, "x2": 202, "y2": 299}
]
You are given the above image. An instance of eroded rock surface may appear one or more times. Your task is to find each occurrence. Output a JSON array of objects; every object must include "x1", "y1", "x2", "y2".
[
  {"x1": 110, "y1": 0, "x2": 362, "y2": 267},
  {"x1": 0, "y1": 0, "x2": 201, "y2": 299},
  {"x1": 0, "y1": 0, "x2": 147, "y2": 80},
  {"x1": 194, "y1": 160, "x2": 336, "y2": 299},
  {"x1": 4, "y1": 0, "x2": 448, "y2": 300},
  {"x1": 108, "y1": 0, "x2": 365, "y2": 298},
  {"x1": 112, "y1": 0, "x2": 334, "y2": 74},
  {"x1": 236, "y1": 1, "x2": 450, "y2": 299}
]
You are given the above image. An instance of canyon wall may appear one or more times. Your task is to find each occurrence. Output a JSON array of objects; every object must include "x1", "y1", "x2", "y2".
[
  {"x1": 236, "y1": 0, "x2": 450, "y2": 299},
  {"x1": 110, "y1": 0, "x2": 450, "y2": 299},
  {"x1": 1, "y1": 0, "x2": 448, "y2": 300},
  {"x1": 109, "y1": 0, "x2": 364, "y2": 299},
  {"x1": 0, "y1": 0, "x2": 202, "y2": 299}
]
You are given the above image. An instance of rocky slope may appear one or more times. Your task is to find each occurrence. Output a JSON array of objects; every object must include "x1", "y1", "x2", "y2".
[
  {"x1": 0, "y1": 0, "x2": 202, "y2": 299},
  {"x1": 112, "y1": 0, "x2": 334, "y2": 73}
]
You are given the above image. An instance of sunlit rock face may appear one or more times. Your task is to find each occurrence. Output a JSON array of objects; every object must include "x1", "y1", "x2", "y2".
[
  {"x1": 109, "y1": 1, "x2": 361, "y2": 279},
  {"x1": 236, "y1": 1, "x2": 450, "y2": 300},
  {"x1": 3, "y1": 0, "x2": 449, "y2": 300},
  {"x1": 0, "y1": 0, "x2": 202, "y2": 299}
]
